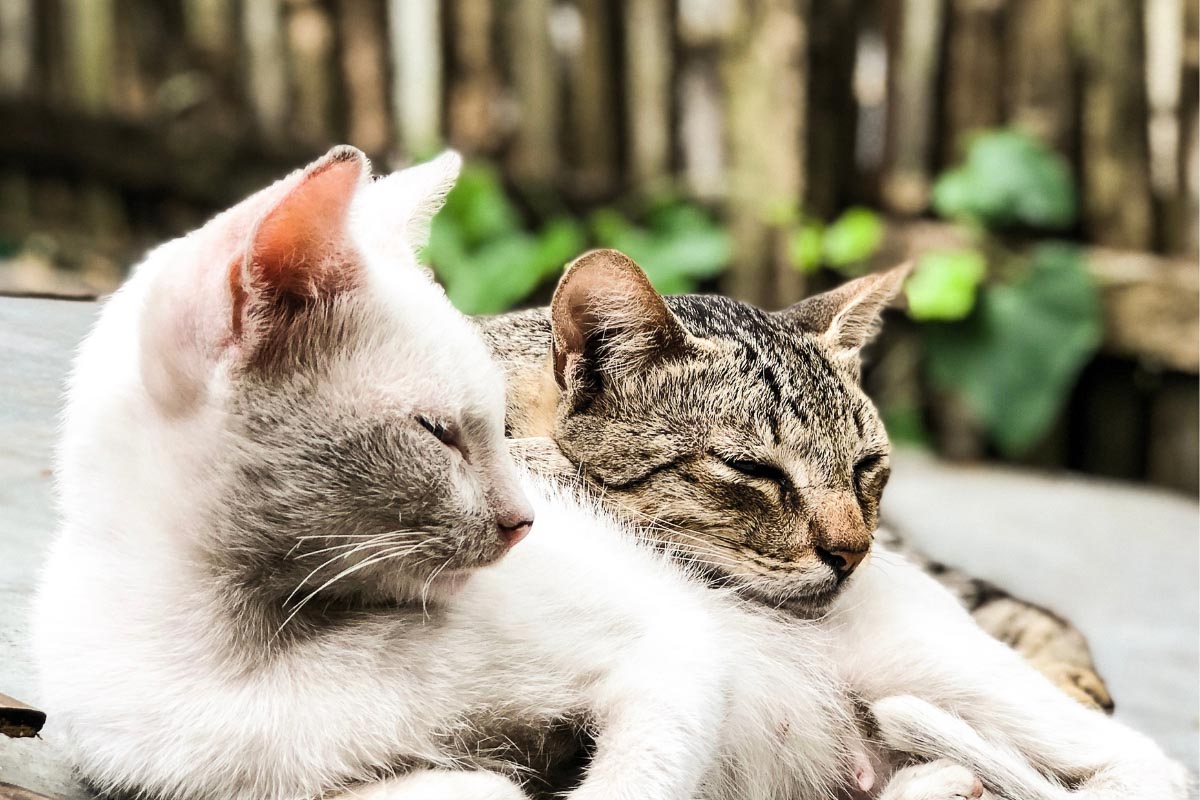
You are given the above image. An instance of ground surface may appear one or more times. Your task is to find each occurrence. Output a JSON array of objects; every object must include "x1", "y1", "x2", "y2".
[{"x1": 0, "y1": 297, "x2": 1196, "y2": 797}]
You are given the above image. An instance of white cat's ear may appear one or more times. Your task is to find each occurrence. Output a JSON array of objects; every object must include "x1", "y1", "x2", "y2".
[
  {"x1": 231, "y1": 145, "x2": 369, "y2": 342},
  {"x1": 354, "y1": 150, "x2": 462, "y2": 252},
  {"x1": 550, "y1": 249, "x2": 695, "y2": 407},
  {"x1": 777, "y1": 263, "x2": 910, "y2": 360}
]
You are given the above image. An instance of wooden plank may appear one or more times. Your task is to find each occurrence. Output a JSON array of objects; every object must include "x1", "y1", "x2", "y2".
[
  {"x1": 881, "y1": 0, "x2": 945, "y2": 214},
  {"x1": 565, "y1": 0, "x2": 620, "y2": 197},
  {"x1": 242, "y1": 0, "x2": 288, "y2": 140},
  {"x1": 676, "y1": 0, "x2": 732, "y2": 201},
  {"x1": 1006, "y1": 0, "x2": 1074, "y2": 153},
  {"x1": 0, "y1": 783, "x2": 59, "y2": 800},
  {"x1": 506, "y1": 0, "x2": 560, "y2": 186},
  {"x1": 941, "y1": 0, "x2": 1006, "y2": 164},
  {"x1": 1176, "y1": 0, "x2": 1199, "y2": 255},
  {"x1": 624, "y1": 0, "x2": 673, "y2": 189},
  {"x1": 284, "y1": 0, "x2": 337, "y2": 146},
  {"x1": 446, "y1": 0, "x2": 506, "y2": 155},
  {"x1": 722, "y1": 0, "x2": 808, "y2": 307},
  {"x1": 389, "y1": 0, "x2": 443, "y2": 155},
  {"x1": 1073, "y1": 0, "x2": 1155, "y2": 249},
  {"x1": 805, "y1": 0, "x2": 860, "y2": 217},
  {"x1": 0, "y1": 0, "x2": 35, "y2": 97},
  {"x1": 336, "y1": 0, "x2": 391, "y2": 156}
]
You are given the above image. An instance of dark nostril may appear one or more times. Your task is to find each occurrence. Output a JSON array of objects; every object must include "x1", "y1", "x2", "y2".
[
  {"x1": 498, "y1": 519, "x2": 533, "y2": 547},
  {"x1": 816, "y1": 546, "x2": 867, "y2": 578}
]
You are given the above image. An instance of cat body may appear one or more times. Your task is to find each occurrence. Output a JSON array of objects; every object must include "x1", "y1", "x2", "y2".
[
  {"x1": 34, "y1": 148, "x2": 877, "y2": 800},
  {"x1": 477, "y1": 249, "x2": 1190, "y2": 800},
  {"x1": 481, "y1": 297, "x2": 1107, "y2": 707}
]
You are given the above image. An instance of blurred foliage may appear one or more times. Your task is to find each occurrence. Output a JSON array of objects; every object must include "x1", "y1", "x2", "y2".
[
  {"x1": 787, "y1": 206, "x2": 886, "y2": 275},
  {"x1": 427, "y1": 133, "x2": 1103, "y2": 459},
  {"x1": 591, "y1": 202, "x2": 730, "y2": 294},
  {"x1": 932, "y1": 130, "x2": 1077, "y2": 230},
  {"x1": 426, "y1": 164, "x2": 585, "y2": 314},
  {"x1": 426, "y1": 164, "x2": 729, "y2": 313},
  {"x1": 924, "y1": 245, "x2": 1101, "y2": 454},
  {"x1": 914, "y1": 130, "x2": 1101, "y2": 456}
]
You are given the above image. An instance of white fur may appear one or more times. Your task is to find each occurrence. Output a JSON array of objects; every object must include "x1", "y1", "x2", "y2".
[
  {"x1": 32, "y1": 149, "x2": 1189, "y2": 800},
  {"x1": 33, "y1": 152, "x2": 857, "y2": 800},
  {"x1": 830, "y1": 549, "x2": 1194, "y2": 799}
]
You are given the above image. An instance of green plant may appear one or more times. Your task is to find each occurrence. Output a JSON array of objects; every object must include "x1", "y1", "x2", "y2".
[
  {"x1": 425, "y1": 164, "x2": 584, "y2": 315},
  {"x1": 426, "y1": 166, "x2": 731, "y2": 313},
  {"x1": 912, "y1": 129, "x2": 1101, "y2": 456},
  {"x1": 786, "y1": 206, "x2": 886, "y2": 276},
  {"x1": 932, "y1": 130, "x2": 1076, "y2": 230},
  {"x1": 590, "y1": 201, "x2": 730, "y2": 294}
]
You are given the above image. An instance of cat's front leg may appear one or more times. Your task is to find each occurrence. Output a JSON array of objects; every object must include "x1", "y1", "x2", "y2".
[
  {"x1": 829, "y1": 554, "x2": 1190, "y2": 800},
  {"x1": 565, "y1": 601, "x2": 730, "y2": 800},
  {"x1": 329, "y1": 770, "x2": 528, "y2": 800},
  {"x1": 878, "y1": 761, "x2": 988, "y2": 800}
]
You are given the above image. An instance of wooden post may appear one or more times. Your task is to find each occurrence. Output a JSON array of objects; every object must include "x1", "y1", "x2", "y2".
[
  {"x1": 721, "y1": 0, "x2": 808, "y2": 308},
  {"x1": 446, "y1": 0, "x2": 507, "y2": 155},
  {"x1": 243, "y1": 0, "x2": 289, "y2": 140},
  {"x1": 284, "y1": 0, "x2": 337, "y2": 147},
  {"x1": 624, "y1": 0, "x2": 673, "y2": 190},
  {"x1": 62, "y1": 0, "x2": 116, "y2": 113},
  {"x1": 389, "y1": 0, "x2": 443, "y2": 156},
  {"x1": 882, "y1": 0, "x2": 946, "y2": 214},
  {"x1": 677, "y1": 0, "x2": 735, "y2": 201},
  {"x1": 1073, "y1": 0, "x2": 1155, "y2": 249},
  {"x1": 565, "y1": 0, "x2": 620, "y2": 197},
  {"x1": 941, "y1": 0, "x2": 1006, "y2": 165},
  {"x1": 1176, "y1": 0, "x2": 1199, "y2": 255},
  {"x1": 1006, "y1": 0, "x2": 1074, "y2": 154},
  {"x1": 336, "y1": 0, "x2": 391, "y2": 157},
  {"x1": 806, "y1": 0, "x2": 860, "y2": 217},
  {"x1": 0, "y1": 0, "x2": 34, "y2": 97},
  {"x1": 506, "y1": 0, "x2": 560, "y2": 186}
]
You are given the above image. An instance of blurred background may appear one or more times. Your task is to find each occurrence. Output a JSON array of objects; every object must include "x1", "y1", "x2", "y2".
[{"x1": 0, "y1": 0, "x2": 1195, "y2": 492}]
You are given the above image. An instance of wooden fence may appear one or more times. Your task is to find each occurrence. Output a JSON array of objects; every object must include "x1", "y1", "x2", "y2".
[
  {"x1": 0, "y1": 0, "x2": 1197, "y2": 298},
  {"x1": 0, "y1": 0, "x2": 1196, "y2": 491}
]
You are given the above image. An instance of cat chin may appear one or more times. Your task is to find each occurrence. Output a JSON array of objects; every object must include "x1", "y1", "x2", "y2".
[{"x1": 726, "y1": 575, "x2": 844, "y2": 619}]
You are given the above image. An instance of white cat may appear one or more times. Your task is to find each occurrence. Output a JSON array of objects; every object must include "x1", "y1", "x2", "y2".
[{"x1": 30, "y1": 147, "x2": 872, "y2": 800}]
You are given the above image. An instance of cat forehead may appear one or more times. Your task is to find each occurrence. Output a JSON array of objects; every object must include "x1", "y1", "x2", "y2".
[{"x1": 620, "y1": 295, "x2": 880, "y2": 448}]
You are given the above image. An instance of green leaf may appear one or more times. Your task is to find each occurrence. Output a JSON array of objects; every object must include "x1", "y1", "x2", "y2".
[
  {"x1": 932, "y1": 130, "x2": 1076, "y2": 230},
  {"x1": 787, "y1": 221, "x2": 824, "y2": 274},
  {"x1": 438, "y1": 164, "x2": 521, "y2": 246},
  {"x1": 591, "y1": 204, "x2": 731, "y2": 294},
  {"x1": 905, "y1": 249, "x2": 987, "y2": 321},
  {"x1": 822, "y1": 207, "x2": 885, "y2": 271},
  {"x1": 924, "y1": 244, "x2": 1101, "y2": 456}
]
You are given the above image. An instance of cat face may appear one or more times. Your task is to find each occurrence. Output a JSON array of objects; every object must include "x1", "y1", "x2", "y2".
[
  {"x1": 546, "y1": 251, "x2": 905, "y2": 616},
  {"x1": 128, "y1": 147, "x2": 532, "y2": 617}
]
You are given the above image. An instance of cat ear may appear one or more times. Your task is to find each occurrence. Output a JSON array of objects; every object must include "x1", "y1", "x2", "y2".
[
  {"x1": 777, "y1": 263, "x2": 910, "y2": 359},
  {"x1": 353, "y1": 150, "x2": 462, "y2": 253},
  {"x1": 550, "y1": 249, "x2": 693, "y2": 405},
  {"x1": 230, "y1": 145, "x2": 369, "y2": 341}
]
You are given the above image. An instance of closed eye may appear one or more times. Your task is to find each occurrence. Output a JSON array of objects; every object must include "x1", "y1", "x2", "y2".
[
  {"x1": 417, "y1": 416, "x2": 469, "y2": 461},
  {"x1": 717, "y1": 455, "x2": 792, "y2": 494}
]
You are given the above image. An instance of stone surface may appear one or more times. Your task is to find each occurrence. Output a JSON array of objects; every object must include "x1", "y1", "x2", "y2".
[{"x1": 0, "y1": 296, "x2": 1196, "y2": 797}]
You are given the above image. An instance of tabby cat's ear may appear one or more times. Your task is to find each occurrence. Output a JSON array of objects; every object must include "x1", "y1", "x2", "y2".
[
  {"x1": 550, "y1": 249, "x2": 692, "y2": 405},
  {"x1": 231, "y1": 145, "x2": 368, "y2": 341},
  {"x1": 778, "y1": 263, "x2": 910, "y2": 360}
]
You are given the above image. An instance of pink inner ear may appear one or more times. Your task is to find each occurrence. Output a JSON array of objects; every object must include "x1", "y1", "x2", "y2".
[{"x1": 227, "y1": 150, "x2": 366, "y2": 340}]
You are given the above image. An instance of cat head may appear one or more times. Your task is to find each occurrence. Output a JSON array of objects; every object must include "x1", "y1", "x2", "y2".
[
  {"x1": 79, "y1": 147, "x2": 531, "y2": 623},
  {"x1": 547, "y1": 250, "x2": 906, "y2": 616}
]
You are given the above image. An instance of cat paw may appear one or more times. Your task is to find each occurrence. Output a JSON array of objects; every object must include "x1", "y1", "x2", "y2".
[
  {"x1": 878, "y1": 760, "x2": 987, "y2": 800},
  {"x1": 1037, "y1": 660, "x2": 1115, "y2": 713}
]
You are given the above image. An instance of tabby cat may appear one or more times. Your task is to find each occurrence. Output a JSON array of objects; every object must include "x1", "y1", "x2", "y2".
[{"x1": 477, "y1": 249, "x2": 1110, "y2": 710}]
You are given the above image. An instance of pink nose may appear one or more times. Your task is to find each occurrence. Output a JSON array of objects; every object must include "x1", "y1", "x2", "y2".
[{"x1": 498, "y1": 516, "x2": 533, "y2": 547}]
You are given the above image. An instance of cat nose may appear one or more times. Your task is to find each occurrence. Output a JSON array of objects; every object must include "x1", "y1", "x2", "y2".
[
  {"x1": 498, "y1": 517, "x2": 533, "y2": 547},
  {"x1": 815, "y1": 545, "x2": 868, "y2": 579}
]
